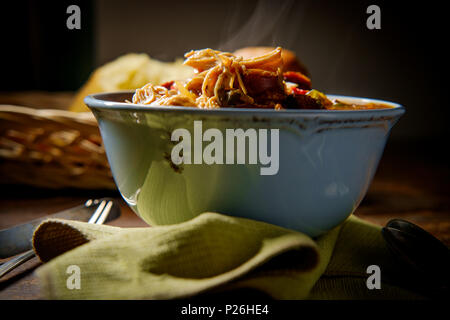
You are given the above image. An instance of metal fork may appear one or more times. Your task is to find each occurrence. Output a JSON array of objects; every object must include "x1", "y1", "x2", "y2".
[{"x1": 0, "y1": 199, "x2": 114, "y2": 279}]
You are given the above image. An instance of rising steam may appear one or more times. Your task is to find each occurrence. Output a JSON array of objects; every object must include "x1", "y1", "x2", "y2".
[{"x1": 219, "y1": 0, "x2": 308, "y2": 52}]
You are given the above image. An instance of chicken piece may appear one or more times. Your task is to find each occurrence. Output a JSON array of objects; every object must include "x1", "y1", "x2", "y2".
[
  {"x1": 242, "y1": 69, "x2": 285, "y2": 104},
  {"x1": 234, "y1": 47, "x2": 310, "y2": 76},
  {"x1": 241, "y1": 47, "x2": 283, "y2": 72}
]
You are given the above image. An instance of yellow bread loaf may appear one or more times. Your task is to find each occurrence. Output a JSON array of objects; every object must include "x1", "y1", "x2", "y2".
[{"x1": 70, "y1": 53, "x2": 194, "y2": 112}]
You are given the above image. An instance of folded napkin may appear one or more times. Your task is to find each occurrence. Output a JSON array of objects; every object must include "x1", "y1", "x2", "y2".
[{"x1": 33, "y1": 213, "x2": 425, "y2": 299}]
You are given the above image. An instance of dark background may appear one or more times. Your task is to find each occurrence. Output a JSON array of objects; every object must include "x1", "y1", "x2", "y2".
[{"x1": 0, "y1": 0, "x2": 448, "y2": 142}]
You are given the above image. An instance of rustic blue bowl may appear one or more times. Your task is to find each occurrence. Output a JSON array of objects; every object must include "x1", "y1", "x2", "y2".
[{"x1": 85, "y1": 92, "x2": 404, "y2": 236}]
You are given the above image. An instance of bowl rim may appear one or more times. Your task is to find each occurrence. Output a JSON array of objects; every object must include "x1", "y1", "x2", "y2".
[{"x1": 84, "y1": 91, "x2": 405, "y2": 116}]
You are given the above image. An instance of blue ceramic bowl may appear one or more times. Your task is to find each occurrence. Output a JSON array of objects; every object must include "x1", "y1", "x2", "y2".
[{"x1": 85, "y1": 92, "x2": 404, "y2": 236}]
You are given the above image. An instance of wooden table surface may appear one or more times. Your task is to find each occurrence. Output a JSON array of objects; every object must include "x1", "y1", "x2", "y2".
[
  {"x1": 1, "y1": 140, "x2": 448, "y2": 300},
  {"x1": 0, "y1": 89, "x2": 448, "y2": 299}
]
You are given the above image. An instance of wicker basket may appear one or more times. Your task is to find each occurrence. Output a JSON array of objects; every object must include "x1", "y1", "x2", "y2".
[{"x1": 0, "y1": 105, "x2": 116, "y2": 189}]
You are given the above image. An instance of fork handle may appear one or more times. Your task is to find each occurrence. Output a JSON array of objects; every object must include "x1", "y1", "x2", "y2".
[
  {"x1": 0, "y1": 249, "x2": 35, "y2": 278},
  {"x1": 0, "y1": 199, "x2": 115, "y2": 279}
]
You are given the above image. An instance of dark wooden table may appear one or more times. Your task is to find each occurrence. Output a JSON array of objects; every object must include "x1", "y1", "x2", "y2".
[
  {"x1": 1, "y1": 92, "x2": 448, "y2": 300},
  {"x1": 0, "y1": 137, "x2": 448, "y2": 299}
]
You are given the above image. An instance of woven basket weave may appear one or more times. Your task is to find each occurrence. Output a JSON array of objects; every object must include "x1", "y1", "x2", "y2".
[{"x1": 0, "y1": 105, "x2": 116, "y2": 189}]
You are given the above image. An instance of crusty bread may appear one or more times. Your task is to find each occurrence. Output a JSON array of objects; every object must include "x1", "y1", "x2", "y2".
[
  {"x1": 233, "y1": 47, "x2": 310, "y2": 76},
  {"x1": 69, "y1": 54, "x2": 194, "y2": 112}
]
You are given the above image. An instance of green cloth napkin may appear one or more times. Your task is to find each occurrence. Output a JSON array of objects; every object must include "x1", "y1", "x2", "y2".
[{"x1": 32, "y1": 213, "x2": 425, "y2": 300}]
